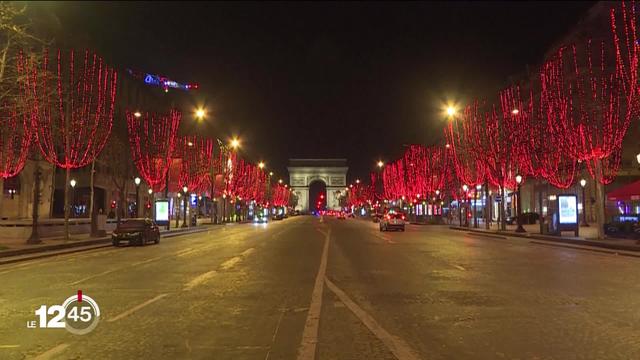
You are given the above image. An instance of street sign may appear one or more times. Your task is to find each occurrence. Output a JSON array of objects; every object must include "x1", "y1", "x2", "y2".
[{"x1": 495, "y1": 195, "x2": 502, "y2": 202}]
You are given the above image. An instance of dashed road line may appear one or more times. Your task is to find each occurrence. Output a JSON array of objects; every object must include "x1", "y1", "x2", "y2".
[
  {"x1": 452, "y1": 264, "x2": 466, "y2": 271},
  {"x1": 31, "y1": 343, "x2": 69, "y2": 360},
  {"x1": 107, "y1": 293, "x2": 168, "y2": 322},
  {"x1": 297, "y1": 228, "x2": 330, "y2": 360},
  {"x1": 324, "y1": 277, "x2": 421, "y2": 360},
  {"x1": 184, "y1": 270, "x2": 217, "y2": 291}
]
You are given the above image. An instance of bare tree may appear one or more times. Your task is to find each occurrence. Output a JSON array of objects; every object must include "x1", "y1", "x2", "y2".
[{"x1": 100, "y1": 135, "x2": 135, "y2": 223}]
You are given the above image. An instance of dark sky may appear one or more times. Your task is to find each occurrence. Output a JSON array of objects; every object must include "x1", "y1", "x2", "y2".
[{"x1": 42, "y1": 1, "x2": 595, "y2": 182}]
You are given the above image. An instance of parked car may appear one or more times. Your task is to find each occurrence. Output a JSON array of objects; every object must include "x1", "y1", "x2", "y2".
[
  {"x1": 273, "y1": 214, "x2": 284, "y2": 221},
  {"x1": 112, "y1": 218, "x2": 160, "y2": 246},
  {"x1": 379, "y1": 213, "x2": 405, "y2": 232}
]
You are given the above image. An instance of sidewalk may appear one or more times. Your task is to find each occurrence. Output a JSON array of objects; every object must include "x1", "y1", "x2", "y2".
[
  {"x1": 0, "y1": 224, "x2": 218, "y2": 260},
  {"x1": 449, "y1": 221, "x2": 640, "y2": 253}
]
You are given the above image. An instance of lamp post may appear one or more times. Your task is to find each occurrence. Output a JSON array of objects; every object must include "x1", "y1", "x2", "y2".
[
  {"x1": 580, "y1": 178, "x2": 589, "y2": 227},
  {"x1": 148, "y1": 188, "x2": 154, "y2": 219},
  {"x1": 134, "y1": 177, "x2": 141, "y2": 218},
  {"x1": 69, "y1": 179, "x2": 77, "y2": 218},
  {"x1": 515, "y1": 174, "x2": 526, "y2": 233},
  {"x1": 475, "y1": 184, "x2": 482, "y2": 228},
  {"x1": 182, "y1": 185, "x2": 188, "y2": 228},
  {"x1": 462, "y1": 184, "x2": 468, "y2": 227}
]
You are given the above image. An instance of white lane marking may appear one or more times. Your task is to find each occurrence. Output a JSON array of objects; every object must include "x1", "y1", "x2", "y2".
[
  {"x1": 296, "y1": 228, "x2": 330, "y2": 360},
  {"x1": 32, "y1": 343, "x2": 69, "y2": 360},
  {"x1": 220, "y1": 256, "x2": 242, "y2": 270},
  {"x1": 0, "y1": 344, "x2": 19, "y2": 348},
  {"x1": 453, "y1": 264, "x2": 466, "y2": 271},
  {"x1": 241, "y1": 248, "x2": 256, "y2": 257},
  {"x1": 107, "y1": 293, "x2": 168, "y2": 322},
  {"x1": 184, "y1": 270, "x2": 217, "y2": 291},
  {"x1": 324, "y1": 277, "x2": 421, "y2": 360},
  {"x1": 264, "y1": 309, "x2": 286, "y2": 360},
  {"x1": 373, "y1": 233, "x2": 396, "y2": 244}
]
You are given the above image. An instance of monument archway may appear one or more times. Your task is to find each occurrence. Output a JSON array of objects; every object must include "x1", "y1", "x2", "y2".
[{"x1": 287, "y1": 159, "x2": 348, "y2": 213}]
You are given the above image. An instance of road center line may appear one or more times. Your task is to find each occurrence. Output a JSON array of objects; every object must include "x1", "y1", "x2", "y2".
[
  {"x1": 32, "y1": 343, "x2": 69, "y2": 360},
  {"x1": 324, "y1": 277, "x2": 421, "y2": 360},
  {"x1": 296, "y1": 228, "x2": 330, "y2": 360},
  {"x1": 107, "y1": 293, "x2": 168, "y2": 322},
  {"x1": 184, "y1": 270, "x2": 217, "y2": 291}
]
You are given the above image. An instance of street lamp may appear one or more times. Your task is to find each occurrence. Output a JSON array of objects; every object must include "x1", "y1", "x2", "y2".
[
  {"x1": 258, "y1": 162, "x2": 265, "y2": 169},
  {"x1": 269, "y1": 171, "x2": 273, "y2": 177},
  {"x1": 70, "y1": 179, "x2": 77, "y2": 218},
  {"x1": 278, "y1": 179, "x2": 283, "y2": 184},
  {"x1": 580, "y1": 178, "x2": 589, "y2": 227},
  {"x1": 148, "y1": 188, "x2": 154, "y2": 218},
  {"x1": 134, "y1": 177, "x2": 141, "y2": 217},
  {"x1": 515, "y1": 174, "x2": 525, "y2": 233},
  {"x1": 182, "y1": 185, "x2": 188, "y2": 228},
  {"x1": 356, "y1": 179, "x2": 360, "y2": 184},
  {"x1": 195, "y1": 107, "x2": 206, "y2": 121},
  {"x1": 133, "y1": 111, "x2": 142, "y2": 118},
  {"x1": 377, "y1": 160, "x2": 384, "y2": 168},
  {"x1": 461, "y1": 184, "x2": 468, "y2": 227},
  {"x1": 474, "y1": 184, "x2": 482, "y2": 228},
  {"x1": 230, "y1": 137, "x2": 240, "y2": 149}
]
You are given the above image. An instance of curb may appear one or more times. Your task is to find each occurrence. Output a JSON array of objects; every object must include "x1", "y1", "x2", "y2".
[
  {"x1": 0, "y1": 227, "x2": 212, "y2": 265},
  {"x1": 449, "y1": 226, "x2": 640, "y2": 253}
]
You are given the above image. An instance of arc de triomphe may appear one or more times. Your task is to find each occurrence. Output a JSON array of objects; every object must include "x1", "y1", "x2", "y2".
[{"x1": 287, "y1": 159, "x2": 348, "y2": 212}]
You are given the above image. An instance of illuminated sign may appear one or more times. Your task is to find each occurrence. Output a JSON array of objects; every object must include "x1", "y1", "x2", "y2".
[
  {"x1": 190, "y1": 194, "x2": 197, "y2": 207},
  {"x1": 558, "y1": 194, "x2": 578, "y2": 225},
  {"x1": 155, "y1": 200, "x2": 170, "y2": 224},
  {"x1": 127, "y1": 68, "x2": 198, "y2": 92}
]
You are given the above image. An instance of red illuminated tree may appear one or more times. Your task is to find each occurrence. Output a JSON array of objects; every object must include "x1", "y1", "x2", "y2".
[
  {"x1": 127, "y1": 110, "x2": 181, "y2": 192},
  {"x1": 32, "y1": 49, "x2": 117, "y2": 239},
  {"x1": 176, "y1": 135, "x2": 213, "y2": 193},
  {"x1": 0, "y1": 51, "x2": 35, "y2": 218}
]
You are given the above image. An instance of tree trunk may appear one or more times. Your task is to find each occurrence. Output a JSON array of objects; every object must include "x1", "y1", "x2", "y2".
[
  {"x1": 594, "y1": 160, "x2": 606, "y2": 239},
  {"x1": 484, "y1": 180, "x2": 490, "y2": 229},
  {"x1": 49, "y1": 164, "x2": 56, "y2": 218},
  {"x1": 538, "y1": 181, "x2": 544, "y2": 235},
  {"x1": 500, "y1": 185, "x2": 506, "y2": 231},
  {"x1": 0, "y1": 178, "x2": 4, "y2": 220},
  {"x1": 90, "y1": 160, "x2": 98, "y2": 236},
  {"x1": 27, "y1": 164, "x2": 42, "y2": 244},
  {"x1": 64, "y1": 166, "x2": 70, "y2": 240}
]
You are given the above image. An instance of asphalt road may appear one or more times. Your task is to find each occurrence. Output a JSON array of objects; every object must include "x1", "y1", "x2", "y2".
[{"x1": 0, "y1": 216, "x2": 639, "y2": 359}]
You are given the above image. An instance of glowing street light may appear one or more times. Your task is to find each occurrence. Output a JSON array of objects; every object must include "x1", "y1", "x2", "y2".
[
  {"x1": 230, "y1": 138, "x2": 240, "y2": 149},
  {"x1": 195, "y1": 107, "x2": 206, "y2": 120},
  {"x1": 269, "y1": 171, "x2": 273, "y2": 177},
  {"x1": 278, "y1": 179, "x2": 283, "y2": 184},
  {"x1": 148, "y1": 188, "x2": 153, "y2": 195},
  {"x1": 69, "y1": 179, "x2": 77, "y2": 188},
  {"x1": 511, "y1": 108, "x2": 519, "y2": 115},
  {"x1": 377, "y1": 160, "x2": 384, "y2": 168},
  {"x1": 258, "y1": 162, "x2": 265, "y2": 169},
  {"x1": 580, "y1": 178, "x2": 589, "y2": 227},
  {"x1": 133, "y1": 111, "x2": 142, "y2": 118},
  {"x1": 515, "y1": 174, "x2": 525, "y2": 233}
]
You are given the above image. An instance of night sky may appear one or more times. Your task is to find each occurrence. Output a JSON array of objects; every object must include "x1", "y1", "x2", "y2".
[{"x1": 41, "y1": 1, "x2": 595, "y2": 181}]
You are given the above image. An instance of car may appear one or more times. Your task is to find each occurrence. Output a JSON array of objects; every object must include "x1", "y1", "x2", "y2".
[
  {"x1": 273, "y1": 214, "x2": 284, "y2": 220},
  {"x1": 253, "y1": 212, "x2": 269, "y2": 223},
  {"x1": 379, "y1": 213, "x2": 405, "y2": 232},
  {"x1": 337, "y1": 212, "x2": 346, "y2": 220},
  {"x1": 112, "y1": 218, "x2": 160, "y2": 246}
]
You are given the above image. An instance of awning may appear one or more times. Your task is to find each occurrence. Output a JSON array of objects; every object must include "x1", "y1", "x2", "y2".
[{"x1": 607, "y1": 180, "x2": 640, "y2": 201}]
